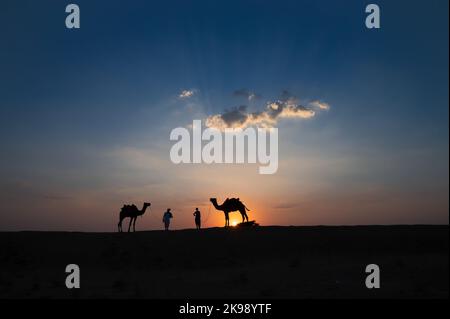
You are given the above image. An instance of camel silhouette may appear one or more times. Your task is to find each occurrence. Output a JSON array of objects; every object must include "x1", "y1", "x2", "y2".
[
  {"x1": 210, "y1": 198, "x2": 250, "y2": 227},
  {"x1": 118, "y1": 202, "x2": 151, "y2": 232}
]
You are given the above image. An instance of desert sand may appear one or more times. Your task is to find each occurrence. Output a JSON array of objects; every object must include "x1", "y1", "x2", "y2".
[{"x1": 0, "y1": 225, "x2": 448, "y2": 299}]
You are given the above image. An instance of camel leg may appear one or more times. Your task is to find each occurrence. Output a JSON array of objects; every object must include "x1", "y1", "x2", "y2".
[
  {"x1": 128, "y1": 217, "x2": 133, "y2": 232},
  {"x1": 118, "y1": 218, "x2": 123, "y2": 232},
  {"x1": 225, "y1": 212, "x2": 229, "y2": 227},
  {"x1": 133, "y1": 217, "x2": 137, "y2": 232},
  {"x1": 239, "y1": 208, "x2": 248, "y2": 223}
]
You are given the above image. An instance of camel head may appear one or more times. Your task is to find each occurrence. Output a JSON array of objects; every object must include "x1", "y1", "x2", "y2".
[
  {"x1": 210, "y1": 198, "x2": 224, "y2": 211},
  {"x1": 210, "y1": 198, "x2": 220, "y2": 207},
  {"x1": 138, "y1": 202, "x2": 151, "y2": 216}
]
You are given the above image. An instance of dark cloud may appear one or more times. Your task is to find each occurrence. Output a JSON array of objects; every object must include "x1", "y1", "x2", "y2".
[
  {"x1": 206, "y1": 91, "x2": 328, "y2": 130},
  {"x1": 220, "y1": 105, "x2": 249, "y2": 127},
  {"x1": 280, "y1": 90, "x2": 294, "y2": 101},
  {"x1": 233, "y1": 89, "x2": 261, "y2": 101}
]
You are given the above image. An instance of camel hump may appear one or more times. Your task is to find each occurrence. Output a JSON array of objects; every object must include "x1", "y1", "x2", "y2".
[
  {"x1": 121, "y1": 204, "x2": 137, "y2": 212},
  {"x1": 225, "y1": 198, "x2": 242, "y2": 206}
]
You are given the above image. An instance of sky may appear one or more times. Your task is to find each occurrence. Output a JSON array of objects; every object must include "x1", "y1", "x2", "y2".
[{"x1": 0, "y1": 0, "x2": 448, "y2": 231}]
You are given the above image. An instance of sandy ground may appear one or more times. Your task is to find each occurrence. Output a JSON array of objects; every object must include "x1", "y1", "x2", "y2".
[{"x1": 0, "y1": 225, "x2": 447, "y2": 299}]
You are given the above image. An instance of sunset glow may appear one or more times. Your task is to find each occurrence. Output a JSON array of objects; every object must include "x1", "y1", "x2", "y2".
[
  {"x1": 0, "y1": 1, "x2": 447, "y2": 232},
  {"x1": 0, "y1": 0, "x2": 448, "y2": 302}
]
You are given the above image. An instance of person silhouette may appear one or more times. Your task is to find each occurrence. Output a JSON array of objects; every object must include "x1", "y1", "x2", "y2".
[
  {"x1": 193, "y1": 208, "x2": 201, "y2": 230},
  {"x1": 163, "y1": 208, "x2": 173, "y2": 231}
]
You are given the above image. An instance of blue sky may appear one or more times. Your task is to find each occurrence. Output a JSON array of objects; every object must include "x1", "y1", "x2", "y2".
[{"x1": 0, "y1": 0, "x2": 448, "y2": 230}]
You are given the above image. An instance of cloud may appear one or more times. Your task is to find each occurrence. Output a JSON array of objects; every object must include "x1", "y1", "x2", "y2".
[
  {"x1": 309, "y1": 100, "x2": 330, "y2": 110},
  {"x1": 0, "y1": 180, "x2": 73, "y2": 202},
  {"x1": 273, "y1": 202, "x2": 298, "y2": 209},
  {"x1": 205, "y1": 92, "x2": 330, "y2": 130},
  {"x1": 178, "y1": 89, "x2": 196, "y2": 99},
  {"x1": 233, "y1": 89, "x2": 261, "y2": 101},
  {"x1": 42, "y1": 195, "x2": 73, "y2": 201}
]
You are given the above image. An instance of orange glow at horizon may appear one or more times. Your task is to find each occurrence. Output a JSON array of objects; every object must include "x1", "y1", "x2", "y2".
[{"x1": 200, "y1": 199, "x2": 267, "y2": 228}]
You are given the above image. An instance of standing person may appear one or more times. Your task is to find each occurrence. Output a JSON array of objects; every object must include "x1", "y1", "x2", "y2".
[
  {"x1": 163, "y1": 208, "x2": 173, "y2": 231},
  {"x1": 193, "y1": 208, "x2": 201, "y2": 230}
]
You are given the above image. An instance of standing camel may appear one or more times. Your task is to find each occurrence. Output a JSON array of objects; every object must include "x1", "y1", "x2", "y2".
[
  {"x1": 210, "y1": 198, "x2": 250, "y2": 227},
  {"x1": 118, "y1": 202, "x2": 151, "y2": 232}
]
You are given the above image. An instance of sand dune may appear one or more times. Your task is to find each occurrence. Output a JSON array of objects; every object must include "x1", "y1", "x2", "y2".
[{"x1": 0, "y1": 225, "x2": 447, "y2": 299}]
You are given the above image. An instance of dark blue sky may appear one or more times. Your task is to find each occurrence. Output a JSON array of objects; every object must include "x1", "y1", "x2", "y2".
[{"x1": 0, "y1": 0, "x2": 448, "y2": 230}]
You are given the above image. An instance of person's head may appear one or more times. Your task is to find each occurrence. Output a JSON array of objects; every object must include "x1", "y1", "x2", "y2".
[
  {"x1": 195, "y1": 208, "x2": 199, "y2": 211},
  {"x1": 167, "y1": 208, "x2": 171, "y2": 212}
]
